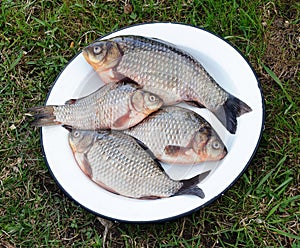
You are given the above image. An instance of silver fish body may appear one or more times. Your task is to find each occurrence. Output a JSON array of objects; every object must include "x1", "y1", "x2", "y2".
[
  {"x1": 68, "y1": 129, "x2": 207, "y2": 199},
  {"x1": 124, "y1": 106, "x2": 227, "y2": 165},
  {"x1": 83, "y1": 35, "x2": 252, "y2": 134},
  {"x1": 29, "y1": 81, "x2": 163, "y2": 130}
]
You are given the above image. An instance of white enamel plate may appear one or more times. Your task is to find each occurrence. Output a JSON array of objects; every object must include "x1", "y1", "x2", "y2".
[{"x1": 41, "y1": 23, "x2": 264, "y2": 223}]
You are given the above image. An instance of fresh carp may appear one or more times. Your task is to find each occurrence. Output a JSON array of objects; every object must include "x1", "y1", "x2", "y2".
[
  {"x1": 83, "y1": 35, "x2": 252, "y2": 134},
  {"x1": 124, "y1": 106, "x2": 227, "y2": 165},
  {"x1": 29, "y1": 81, "x2": 163, "y2": 130},
  {"x1": 67, "y1": 129, "x2": 209, "y2": 199}
]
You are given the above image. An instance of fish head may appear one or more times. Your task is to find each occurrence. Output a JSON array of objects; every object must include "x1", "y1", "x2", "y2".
[
  {"x1": 68, "y1": 130, "x2": 97, "y2": 154},
  {"x1": 82, "y1": 41, "x2": 122, "y2": 71},
  {"x1": 131, "y1": 90, "x2": 163, "y2": 115},
  {"x1": 193, "y1": 127, "x2": 227, "y2": 161}
]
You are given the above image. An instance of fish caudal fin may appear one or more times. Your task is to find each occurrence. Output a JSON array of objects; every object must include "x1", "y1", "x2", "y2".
[
  {"x1": 215, "y1": 95, "x2": 252, "y2": 134},
  {"x1": 28, "y1": 106, "x2": 59, "y2": 127},
  {"x1": 175, "y1": 170, "x2": 211, "y2": 199}
]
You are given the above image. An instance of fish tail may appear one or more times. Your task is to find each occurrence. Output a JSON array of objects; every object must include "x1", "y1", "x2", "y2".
[
  {"x1": 214, "y1": 95, "x2": 252, "y2": 134},
  {"x1": 175, "y1": 170, "x2": 211, "y2": 199},
  {"x1": 28, "y1": 106, "x2": 60, "y2": 127}
]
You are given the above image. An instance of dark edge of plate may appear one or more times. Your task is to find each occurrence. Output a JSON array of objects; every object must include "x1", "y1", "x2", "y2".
[{"x1": 40, "y1": 22, "x2": 266, "y2": 224}]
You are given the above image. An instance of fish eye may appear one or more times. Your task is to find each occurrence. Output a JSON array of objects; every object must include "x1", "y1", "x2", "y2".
[
  {"x1": 73, "y1": 131, "x2": 80, "y2": 138},
  {"x1": 93, "y1": 46, "x2": 101, "y2": 55},
  {"x1": 149, "y1": 95, "x2": 157, "y2": 102},
  {"x1": 212, "y1": 141, "x2": 221, "y2": 150}
]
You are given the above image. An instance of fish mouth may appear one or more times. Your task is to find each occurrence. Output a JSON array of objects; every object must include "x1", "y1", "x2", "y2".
[
  {"x1": 69, "y1": 142, "x2": 76, "y2": 154},
  {"x1": 82, "y1": 47, "x2": 98, "y2": 65},
  {"x1": 82, "y1": 48, "x2": 104, "y2": 70},
  {"x1": 62, "y1": 125, "x2": 77, "y2": 154},
  {"x1": 218, "y1": 146, "x2": 228, "y2": 160},
  {"x1": 82, "y1": 49, "x2": 90, "y2": 61}
]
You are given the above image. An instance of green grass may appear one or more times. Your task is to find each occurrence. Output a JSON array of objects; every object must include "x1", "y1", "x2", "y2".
[{"x1": 1, "y1": 0, "x2": 299, "y2": 247}]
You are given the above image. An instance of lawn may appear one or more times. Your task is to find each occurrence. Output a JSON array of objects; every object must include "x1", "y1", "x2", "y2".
[{"x1": 1, "y1": 0, "x2": 299, "y2": 247}]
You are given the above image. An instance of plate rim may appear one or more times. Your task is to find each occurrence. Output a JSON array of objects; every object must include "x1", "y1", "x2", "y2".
[{"x1": 40, "y1": 22, "x2": 265, "y2": 223}]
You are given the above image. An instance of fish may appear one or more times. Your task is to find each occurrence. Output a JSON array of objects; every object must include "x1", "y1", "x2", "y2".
[
  {"x1": 82, "y1": 35, "x2": 252, "y2": 134},
  {"x1": 28, "y1": 81, "x2": 163, "y2": 130},
  {"x1": 67, "y1": 128, "x2": 209, "y2": 199},
  {"x1": 124, "y1": 106, "x2": 227, "y2": 165}
]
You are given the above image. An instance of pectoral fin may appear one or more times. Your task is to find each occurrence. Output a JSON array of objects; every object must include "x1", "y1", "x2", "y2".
[
  {"x1": 164, "y1": 145, "x2": 189, "y2": 156},
  {"x1": 113, "y1": 111, "x2": 131, "y2": 129},
  {"x1": 163, "y1": 144, "x2": 203, "y2": 164},
  {"x1": 74, "y1": 153, "x2": 93, "y2": 178},
  {"x1": 99, "y1": 69, "x2": 124, "y2": 84},
  {"x1": 121, "y1": 77, "x2": 141, "y2": 87}
]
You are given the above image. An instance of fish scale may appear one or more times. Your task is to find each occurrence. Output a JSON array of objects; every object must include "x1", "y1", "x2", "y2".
[
  {"x1": 83, "y1": 35, "x2": 252, "y2": 133},
  {"x1": 128, "y1": 108, "x2": 196, "y2": 148},
  {"x1": 29, "y1": 81, "x2": 163, "y2": 130},
  {"x1": 68, "y1": 129, "x2": 207, "y2": 199},
  {"x1": 124, "y1": 106, "x2": 227, "y2": 165},
  {"x1": 115, "y1": 36, "x2": 223, "y2": 106},
  {"x1": 84, "y1": 131, "x2": 182, "y2": 198}
]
